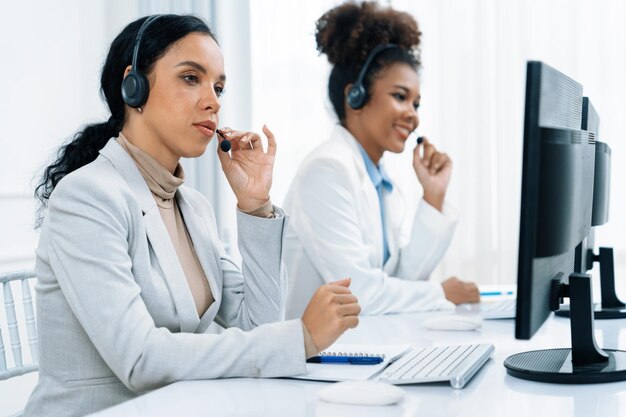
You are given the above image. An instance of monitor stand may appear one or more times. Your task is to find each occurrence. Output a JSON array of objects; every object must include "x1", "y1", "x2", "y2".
[
  {"x1": 504, "y1": 273, "x2": 626, "y2": 383},
  {"x1": 555, "y1": 247, "x2": 626, "y2": 319}
]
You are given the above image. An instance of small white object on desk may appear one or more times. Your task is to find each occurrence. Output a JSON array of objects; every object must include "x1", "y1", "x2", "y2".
[
  {"x1": 317, "y1": 380, "x2": 405, "y2": 406},
  {"x1": 422, "y1": 314, "x2": 482, "y2": 331}
]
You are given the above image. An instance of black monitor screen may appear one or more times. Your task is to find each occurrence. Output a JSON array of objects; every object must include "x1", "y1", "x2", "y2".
[
  {"x1": 506, "y1": 61, "x2": 626, "y2": 384},
  {"x1": 515, "y1": 61, "x2": 595, "y2": 340}
]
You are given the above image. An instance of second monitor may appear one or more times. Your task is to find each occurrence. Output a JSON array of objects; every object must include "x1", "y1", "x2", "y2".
[
  {"x1": 503, "y1": 61, "x2": 626, "y2": 383},
  {"x1": 556, "y1": 102, "x2": 626, "y2": 318}
]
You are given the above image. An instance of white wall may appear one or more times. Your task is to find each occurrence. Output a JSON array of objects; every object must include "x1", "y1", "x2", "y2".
[
  {"x1": 0, "y1": 1, "x2": 111, "y2": 411},
  {"x1": 0, "y1": 0, "x2": 108, "y2": 273}
]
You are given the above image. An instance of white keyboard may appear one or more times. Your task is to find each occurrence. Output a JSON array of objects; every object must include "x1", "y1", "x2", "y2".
[
  {"x1": 378, "y1": 344, "x2": 494, "y2": 389},
  {"x1": 480, "y1": 298, "x2": 517, "y2": 319}
]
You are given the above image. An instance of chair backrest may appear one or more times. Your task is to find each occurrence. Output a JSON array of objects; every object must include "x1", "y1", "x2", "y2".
[{"x1": 0, "y1": 270, "x2": 38, "y2": 381}]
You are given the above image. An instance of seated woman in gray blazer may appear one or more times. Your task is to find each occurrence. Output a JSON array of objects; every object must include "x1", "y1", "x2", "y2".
[{"x1": 26, "y1": 14, "x2": 360, "y2": 417}]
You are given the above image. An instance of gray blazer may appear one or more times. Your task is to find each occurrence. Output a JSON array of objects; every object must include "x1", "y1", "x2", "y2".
[{"x1": 24, "y1": 139, "x2": 306, "y2": 417}]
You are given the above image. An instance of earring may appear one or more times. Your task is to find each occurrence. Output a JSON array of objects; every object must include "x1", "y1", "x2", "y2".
[{"x1": 137, "y1": 107, "x2": 143, "y2": 113}]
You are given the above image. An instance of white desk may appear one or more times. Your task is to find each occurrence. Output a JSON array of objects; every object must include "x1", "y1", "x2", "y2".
[{"x1": 90, "y1": 312, "x2": 626, "y2": 417}]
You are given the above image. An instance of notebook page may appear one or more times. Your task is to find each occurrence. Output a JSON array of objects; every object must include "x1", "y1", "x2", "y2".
[{"x1": 292, "y1": 344, "x2": 411, "y2": 382}]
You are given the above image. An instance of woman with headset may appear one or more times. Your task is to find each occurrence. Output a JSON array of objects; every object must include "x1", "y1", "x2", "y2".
[
  {"x1": 283, "y1": 1, "x2": 479, "y2": 318},
  {"x1": 27, "y1": 14, "x2": 359, "y2": 417}
]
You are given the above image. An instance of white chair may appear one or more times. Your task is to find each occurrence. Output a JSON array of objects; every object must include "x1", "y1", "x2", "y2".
[{"x1": 1, "y1": 270, "x2": 38, "y2": 417}]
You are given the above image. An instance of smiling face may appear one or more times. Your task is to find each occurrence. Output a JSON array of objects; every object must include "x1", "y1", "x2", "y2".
[
  {"x1": 122, "y1": 32, "x2": 225, "y2": 171},
  {"x1": 345, "y1": 62, "x2": 420, "y2": 164}
]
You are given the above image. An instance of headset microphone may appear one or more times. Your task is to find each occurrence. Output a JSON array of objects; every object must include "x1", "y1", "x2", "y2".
[
  {"x1": 217, "y1": 129, "x2": 231, "y2": 152},
  {"x1": 220, "y1": 140, "x2": 232, "y2": 152}
]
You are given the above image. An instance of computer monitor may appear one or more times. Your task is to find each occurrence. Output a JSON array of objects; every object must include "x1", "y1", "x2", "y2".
[
  {"x1": 503, "y1": 61, "x2": 626, "y2": 383},
  {"x1": 556, "y1": 98, "x2": 625, "y2": 319},
  {"x1": 574, "y1": 98, "x2": 601, "y2": 275}
]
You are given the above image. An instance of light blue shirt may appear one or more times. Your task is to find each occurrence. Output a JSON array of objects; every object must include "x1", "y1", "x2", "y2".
[{"x1": 356, "y1": 143, "x2": 394, "y2": 264}]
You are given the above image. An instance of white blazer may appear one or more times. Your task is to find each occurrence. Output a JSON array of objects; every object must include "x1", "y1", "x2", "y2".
[
  {"x1": 283, "y1": 125, "x2": 457, "y2": 318},
  {"x1": 25, "y1": 139, "x2": 306, "y2": 417}
]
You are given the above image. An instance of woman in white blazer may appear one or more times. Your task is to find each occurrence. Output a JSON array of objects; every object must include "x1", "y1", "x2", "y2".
[
  {"x1": 26, "y1": 14, "x2": 359, "y2": 417},
  {"x1": 284, "y1": 2, "x2": 479, "y2": 318}
]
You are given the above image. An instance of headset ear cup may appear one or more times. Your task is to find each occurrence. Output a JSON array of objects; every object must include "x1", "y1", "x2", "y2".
[
  {"x1": 347, "y1": 84, "x2": 367, "y2": 110},
  {"x1": 121, "y1": 71, "x2": 150, "y2": 108}
]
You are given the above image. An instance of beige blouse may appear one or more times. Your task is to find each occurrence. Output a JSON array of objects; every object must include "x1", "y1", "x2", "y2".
[{"x1": 117, "y1": 133, "x2": 213, "y2": 316}]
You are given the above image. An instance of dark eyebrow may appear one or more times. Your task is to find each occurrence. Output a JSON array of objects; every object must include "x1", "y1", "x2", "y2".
[
  {"x1": 174, "y1": 60, "x2": 227, "y2": 82},
  {"x1": 175, "y1": 60, "x2": 207, "y2": 73}
]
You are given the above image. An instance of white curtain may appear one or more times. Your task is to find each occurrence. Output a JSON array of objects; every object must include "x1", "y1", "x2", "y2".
[
  {"x1": 247, "y1": 0, "x2": 626, "y2": 286},
  {"x1": 2, "y1": 0, "x2": 625, "y2": 282}
]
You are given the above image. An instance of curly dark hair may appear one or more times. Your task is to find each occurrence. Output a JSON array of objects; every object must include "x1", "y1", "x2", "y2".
[
  {"x1": 34, "y1": 14, "x2": 215, "y2": 228},
  {"x1": 315, "y1": 1, "x2": 422, "y2": 122}
]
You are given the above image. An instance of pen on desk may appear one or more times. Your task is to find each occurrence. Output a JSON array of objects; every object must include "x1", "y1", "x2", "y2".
[
  {"x1": 480, "y1": 291, "x2": 515, "y2": 296},
  {"x1": 306, "y1": 356, "x2": 383, "y2": 365}
]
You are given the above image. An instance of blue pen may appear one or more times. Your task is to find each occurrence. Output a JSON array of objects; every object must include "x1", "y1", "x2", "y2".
[
  {"x1": 306, "y1": 356, "x2": 383, "y2": 365},
  {"x1": 480, "y1": 291, "x2": 514, "y2": 296}
]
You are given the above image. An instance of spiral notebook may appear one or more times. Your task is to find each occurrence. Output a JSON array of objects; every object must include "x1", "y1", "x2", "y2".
[{"x1": 291, "y1": 344, "x2": 411, "y2": 382}]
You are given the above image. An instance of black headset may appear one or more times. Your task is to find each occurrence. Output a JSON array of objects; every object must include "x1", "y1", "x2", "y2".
[
  {"x1": 121, "y1": 15, "x2": 161, "y2": 108},
  {"x1": 346, "y1": 44, "x2": 399, "y2": 110}
]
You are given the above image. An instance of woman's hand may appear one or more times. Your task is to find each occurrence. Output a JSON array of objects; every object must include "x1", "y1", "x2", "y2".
[
  {"x1": 301, "y1": 278, "x2": 361, "y2": 352},
  {"x1": 216, "y1": 125, "x2": 276, "y2": 212},
  {"x1": 412, "y1": 137, "x2": 452, "y2": 212},
  {"x1": 441, "y1": 276, "x2": 480, "y2": 304}
]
